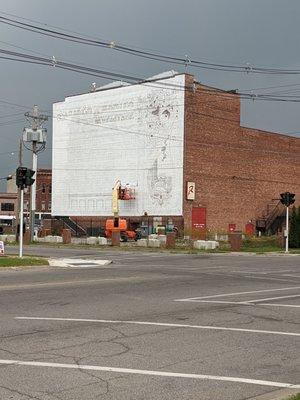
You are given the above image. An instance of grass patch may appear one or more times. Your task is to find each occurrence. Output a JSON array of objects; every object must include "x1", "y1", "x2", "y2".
[
  {"x1": 285, "y1": 394, "x2": 300, "y2": 400},
  {"x1": 0, "y1": 256, "x2": 48, "y2": 267},
  {"x1": 242, "y1": 236, "x2": 282, "y2": 252}
]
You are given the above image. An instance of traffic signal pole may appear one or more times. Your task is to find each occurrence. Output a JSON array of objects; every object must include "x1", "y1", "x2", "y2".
[
  {"x1": 285, "y1": 205, "x2": 289, "y2": 253},
  {"x1": 16, "y1": 166, "x2": 36, "y2": 256},
  {"x1": 280, "y1": 192, "x2": 295, "y2": 254},
  {"x1": 15, "y1": 139, "x2": 23, "y2": 242},
  {"x1": 19, "y1": 187, "x2": 24, "y2": 258}
]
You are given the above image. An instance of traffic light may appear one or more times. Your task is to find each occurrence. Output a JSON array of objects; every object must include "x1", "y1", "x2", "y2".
[
  {"x1": 25, "y1": 169, "x2": 35, "y2": 187},
  {"x1": 16, "y1": 167, "x2": 35, "y2": 188},
  {"x1": 16, "y1": 167, "x2": 27, "y2": 188},
  {"x1": 280, "y1": 192, "x2": 295, "y2": 207}
]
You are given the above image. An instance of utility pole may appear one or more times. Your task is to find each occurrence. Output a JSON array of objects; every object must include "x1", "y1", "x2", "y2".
[{"x1": 23, "y1": 106, "x2": 48, "y2": 242}]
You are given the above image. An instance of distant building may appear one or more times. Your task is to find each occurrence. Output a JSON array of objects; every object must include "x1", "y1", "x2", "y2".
[
  {"x1": 0, "y1": 193, "x2": 18, "y2": 216},
  {"x1": 0, "y1": 168, "x2": 52, "y2": 220},
  {"x1": 52, "y1": 71, "x2": 300, "y2": 236}
]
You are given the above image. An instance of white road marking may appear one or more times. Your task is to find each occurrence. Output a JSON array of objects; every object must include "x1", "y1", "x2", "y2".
[
  {"x1": 175, "y1": 286, "x2": 300, "y2": 302},
  {"x1": 0, "y1": 359, "x2": 299, "y2": 388},
  {"x1": 262, "y1": 303, "x2": 300, "y2": 309},
  {"x1": 15, "y1": 317, "x2": 300, "y2": 337},
  {"x1": 247, "y1": 294, "x2": 300, "y2": 304},
  {"x1": 241, "y1": 276, "x2": 296, "y2": 283},
  {"x1": 177, "y1": 300, "x2": 252, "y2": 305}
]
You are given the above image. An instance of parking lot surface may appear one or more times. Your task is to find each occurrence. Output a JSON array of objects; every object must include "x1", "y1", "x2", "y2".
[{"x1": 0, "y1": 248, "x2": 299, "y2": 399}]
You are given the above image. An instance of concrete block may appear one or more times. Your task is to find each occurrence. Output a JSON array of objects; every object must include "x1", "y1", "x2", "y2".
[
  {"x1": 98, "y1": 237, "x2": 108, "y2": 245},
  {"x1": 44, "y1": 235, "x2": 63, "y2": 243},
  {"x1": 148, "y1": 234, "x2": 158, "y2": 240},
  {"x1": 71, "y1": 237, "x2": 87, "y2": 245},
  {"x1": 86, "y1": 236, "x2": 98, "y2": 245},
  {"x1": 193, "y1": 240, "x2": 206, "y2": 249},
  {"x1": 148, "y1": 239, "x2": 160, "y2": 248},
  {"x1": 137, "y1": 239, "x2": 148, "y2": 247},
  {"x1": 157, "y1": 235, "x2": 167, "y2": 244},
  {"x1": 194, "y1": 240, "x2": 219, "y2": 250}
]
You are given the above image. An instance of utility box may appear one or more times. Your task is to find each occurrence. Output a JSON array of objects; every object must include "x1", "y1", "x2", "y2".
[
  {"x1": 23, "y1": 128, "x2": 47, "y2": 144},
  {"x1": 166, "y1": 232, "x2": 176, "y2": 249},
  {"x1": 111, "y1": 231, "x2": 120, "y2": 246},
  {"x1": 229, "y1": 231, "x2": 242, "y2": 251}
]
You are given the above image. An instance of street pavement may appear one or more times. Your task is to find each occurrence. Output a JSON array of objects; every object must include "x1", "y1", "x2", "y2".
[{"x1": 0, "y1": 245, "x2": 299, "y2": 399}]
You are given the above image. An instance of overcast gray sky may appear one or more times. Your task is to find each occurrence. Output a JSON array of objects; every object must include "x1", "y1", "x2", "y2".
[{"x1": 0, "y1": 0, "x2": 300, "y2": 189}]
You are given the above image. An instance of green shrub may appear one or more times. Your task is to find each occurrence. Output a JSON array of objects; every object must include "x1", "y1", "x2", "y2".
[
  {"x1": 243, "y1": 236, "x2": 280, "y2": 249},
  {"x1": 289, "y1": 206, "x2": 300, "y2": 248}
]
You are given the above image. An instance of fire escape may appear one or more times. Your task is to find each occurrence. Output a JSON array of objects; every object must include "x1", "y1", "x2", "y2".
[
  {"x1": 55, "y1": 216, "x2": 87, "y2": 237},
  {"x1": 256, "y1": 200, "x2": 285, "y2": 234}
]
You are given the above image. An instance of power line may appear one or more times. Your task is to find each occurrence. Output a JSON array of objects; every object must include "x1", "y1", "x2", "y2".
[
  {"x1": 3, "y1": 43, "x2": 300, "y2": 104},
  {"x1": 3, "y1": 12, "x2": 300, "y2": 75}
]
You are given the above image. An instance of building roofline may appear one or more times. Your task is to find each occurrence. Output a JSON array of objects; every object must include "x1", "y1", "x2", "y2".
[
  {"x1": 53, "y1": 71, "x2": 187, "y2": 103},
  {"x1": 241, "y1": 124, "x2": 300, "y2": 141}
]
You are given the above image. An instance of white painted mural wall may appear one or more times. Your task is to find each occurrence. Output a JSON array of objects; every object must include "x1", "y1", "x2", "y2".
[{"x1": 52, "y1": 74, "x2": 185, "y2": 216}]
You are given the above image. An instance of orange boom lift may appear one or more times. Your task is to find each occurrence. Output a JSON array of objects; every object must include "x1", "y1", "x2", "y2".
[{"x1": 105, "y1": 180, "x2": 137, "y2": 241}]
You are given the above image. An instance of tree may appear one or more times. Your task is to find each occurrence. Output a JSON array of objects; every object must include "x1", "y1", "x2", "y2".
[{"x1": 289, "y1": 206, "x2": 300, "y2": 248}]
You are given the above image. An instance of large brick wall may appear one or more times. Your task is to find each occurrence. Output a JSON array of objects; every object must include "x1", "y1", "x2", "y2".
[{"x1": 183, "y1": 74, "x2": 300, "y2": 234}]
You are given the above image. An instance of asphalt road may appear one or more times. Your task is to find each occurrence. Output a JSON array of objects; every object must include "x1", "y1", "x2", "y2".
[{"x1": 0, "y1": 246, "x2": 299, "y2": 399}]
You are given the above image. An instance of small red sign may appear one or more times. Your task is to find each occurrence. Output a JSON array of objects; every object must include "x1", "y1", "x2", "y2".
[{"x1": 228, "y1": 224, "x2": 236, "y2": 232}]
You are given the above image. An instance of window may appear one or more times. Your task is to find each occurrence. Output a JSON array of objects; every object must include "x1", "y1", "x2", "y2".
[
  {"x1": 1, "y1": 203, "x2": 14, "y2": 211},
  {"x1": 41, "y1": 201, "x2": 46, "y2": 211},
  {"x1": 49, "y1": 185, "x2": 52, "y2": 194},
  {"x1": 48, "y1": 201, "x2": 51, "y2": 211},
  {"x1": 24, "y1": 201, "x2": 29, "y2": 211},
  {"x1": 42, "y1": 184, "x2": 46, "y2": 194}
]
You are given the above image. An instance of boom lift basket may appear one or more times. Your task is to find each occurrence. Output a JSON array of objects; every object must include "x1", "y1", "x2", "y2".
[{"x1": 118, "y1": 185, "x2": 135, "y2": 200}]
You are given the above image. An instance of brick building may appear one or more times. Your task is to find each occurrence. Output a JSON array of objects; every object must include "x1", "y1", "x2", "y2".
[
  {"x1": 0, "y1": 193, "x2": 18, "y2": 216},
  {"x1": 52, "y1": 72, "x2": 300, "y2": 236},
  {"x1": 33, "y1": 168, "x2": 52, "y2": 218},
  {"x1": 183, "y1": 74, "x2": 300, "y2": 235}
]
